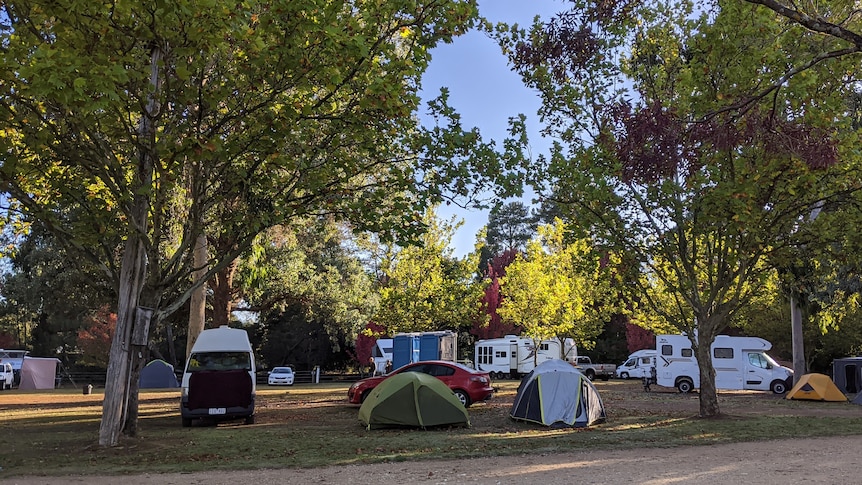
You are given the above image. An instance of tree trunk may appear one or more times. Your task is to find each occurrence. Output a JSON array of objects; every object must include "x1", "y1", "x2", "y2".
[
  {"x1": 122, "y1": 343, "x2": 149, "y2": 436},
  {"x1": 210, "y1": 258, "x2": 239, "y2": 328},
  {"x1": 187, "y1": 233, "x2": 208, "y2": 359},
  {"x1": 98, "y1": 238, "x2": 147, "y2": 446},
  {"x1": 98, "y1": 44, "x2": 160, "y2": 447},
  {"x1": 790, "y1": 296, "x2": 805, "y2": 384},
  {"x1": 696, "y1": 331, "x2": 720, "y2": 417}
]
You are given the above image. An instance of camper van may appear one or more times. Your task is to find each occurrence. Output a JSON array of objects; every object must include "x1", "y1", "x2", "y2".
[
  {"x1": 616, "y1": 350, "x2": 657, "y2": 379},
  {"x1": 656, "y1": 334, "x2": 793, "y2": 394},
  {"x1": 180, "y1": 326, "x2": 257, "y2": 427},
  {"x1": 474, "y1": 335, "x2": 578, "y2": 379}
]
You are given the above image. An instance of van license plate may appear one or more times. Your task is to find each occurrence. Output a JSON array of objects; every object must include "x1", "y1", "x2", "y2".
[{"x1": 208, "y1": 407, "x2": 226, "y2": 415}]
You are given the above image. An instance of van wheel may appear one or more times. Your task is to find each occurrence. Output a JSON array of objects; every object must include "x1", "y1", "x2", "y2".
[
  {"x1": 453, "y1": 390, "x2": 471, "y2": 408},
  {"x1": 620, "y1": 372, "x2": 629, "y2": 380},
  {"x1": 677, "y1": 378, "x2": 694, "y2": 393},
  {"x1": 771, "y1": 380, "x2": 788, "y2": 394},
  {"x1": 181, "y1": 417, "x2": 192, "y2": 428}
]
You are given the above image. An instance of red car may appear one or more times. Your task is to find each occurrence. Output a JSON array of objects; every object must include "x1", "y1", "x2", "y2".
[{"x1": 348, "y1": 360, "x2": 494, "y2": 407}]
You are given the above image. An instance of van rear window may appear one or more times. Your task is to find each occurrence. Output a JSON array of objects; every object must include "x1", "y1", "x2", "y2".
[{"x1": 187, "y1": 352, "x2": 251, "y2": 372}]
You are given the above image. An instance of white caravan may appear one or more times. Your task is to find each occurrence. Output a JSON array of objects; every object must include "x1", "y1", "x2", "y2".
[
  {"x1": 474, "y1": 335, "x2": 578, "y2": 379},
  {"x1": 655, "y1": 334, "x2": 793, "y2": 394},
  {"x1": 616, "y1": 349, "x2": 656, "y2": 379}
]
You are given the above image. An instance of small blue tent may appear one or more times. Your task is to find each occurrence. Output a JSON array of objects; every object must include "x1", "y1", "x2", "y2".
[{"x1": 139, "y1": 359, "x2": 179, "y2": 388}]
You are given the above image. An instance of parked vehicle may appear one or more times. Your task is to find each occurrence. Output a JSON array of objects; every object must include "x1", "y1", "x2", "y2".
[
  {"x1": 574, "y1": 356, "x2": 616, "y2": 381},
  {"x1": 616, "y1": 350, "x2": 657, "y2": 379},
  {"x1": 391, "y1": 331, "x2": 457, "y2": 369},
  {"x1": 180, "y1": 325, "x2": 257, "y2": 427},
  {"x1": 267, "y1": 366, "x2": 295, "y2": 386},
  {"x1": 0, "y1": 349, "x2": 29, "y2": 387},
  {"x1": 371, "y1": 338, "x2": 393, "y2": 376},
  {"x1": 0, "y1": 362, "x2": 13, "y2": 390},
  {"x1": 656, "y1": 334, "x2": 793, "y2": 394},
  {"x1": 473, "y1": 335, "x2": 578, "y2": 379},
  {"x1": 348, "y1": 360, "x2": 493, "y2": 407}
]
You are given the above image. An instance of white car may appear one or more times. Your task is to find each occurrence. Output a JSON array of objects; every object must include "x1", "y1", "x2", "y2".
[{"x1": 267, "y1": 366, "x2": 295, "y2": 386}]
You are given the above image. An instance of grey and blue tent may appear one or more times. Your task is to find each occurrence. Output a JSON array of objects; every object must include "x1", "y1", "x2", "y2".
[
  {"x1": 139, "y1": 359, "x2": 179, "y2": 388},
  {"x1": 510, "y1": 358, "x2": 606, "y2": 428}
]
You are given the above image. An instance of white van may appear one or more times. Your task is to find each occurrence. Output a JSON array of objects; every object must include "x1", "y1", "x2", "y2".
[
  {"x1": 616, "y1": 350, "x2": 656, "y2": 379},
  {"x1": 656, "y1": 334, "x2": 793, "y2": 394},
  {"x1": 0, "y1": 362, "x2": 14, "y2": 390},
  {"x1": 180, "y1": 326, "x2": 256, "y2": 427}
]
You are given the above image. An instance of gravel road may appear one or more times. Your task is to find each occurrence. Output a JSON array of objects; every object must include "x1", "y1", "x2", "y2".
[{"x1": 3, "y1": 435, "x2": 858, "y2": 485}]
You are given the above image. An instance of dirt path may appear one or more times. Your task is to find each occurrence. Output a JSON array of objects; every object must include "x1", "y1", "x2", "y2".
[{"x1": 4, "y1": 435, "x2": 859, "y2": 485}]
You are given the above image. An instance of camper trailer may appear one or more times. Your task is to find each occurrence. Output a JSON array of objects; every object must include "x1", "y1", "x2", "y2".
[
  {"x1": 656, "y1": 334, "x2": 793, "y2": 394},
  {"x1": 391, "y1": 331, "x2": 457, "y2": 369},
  {"x1": 180, "y1": 326, "x2": 257, "y2": 427},
  {"x1": 616, "y1": 350, "x2": 657, "y2": 379},
  {"x1": 474, "y1": 335, "x2": 578, "y2": 379}
]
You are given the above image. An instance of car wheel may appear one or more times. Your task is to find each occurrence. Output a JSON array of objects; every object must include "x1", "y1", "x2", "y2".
[
  {"x1": 677, "y1": 378, "x2": 694, "y2": 393},
  {"x1": 453, "y1": 389, "x2": 471, "y2": 408},
  {"x1": 244, "y1": 415, "x2": 255, "y2": 425},
  {"x1": 181, "y1": 417, "x2": 192, "y2": 428},
  {"x1": 771, "y1": 380, "x2": 788, "y2": 394},
  {"x1": 620, "y1": 372, "x2": 629, "y2": 380},
  {"x1": 585, "y1": 369, "x2": 596, "y2": 380},
  {"x1": 360, "y1": 390, "x2": 371, "y2": 403}
]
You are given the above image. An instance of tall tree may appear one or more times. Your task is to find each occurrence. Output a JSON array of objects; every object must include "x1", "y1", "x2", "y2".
[
  {"x1": 471, "y1": 249, "x2": 520, "y2": 340},
  {"x1": 496, "y1": 1, "x2": 862, "y2": 417},
  {"x1": 498, "y1": 220, "x2": 618, "y2": 351},
  {"x1": 374, "y1": 209, "x2": 483, "y2": 334},
  {"x1": 0, "y1": 0, "x2": 524, "y2": 446}
]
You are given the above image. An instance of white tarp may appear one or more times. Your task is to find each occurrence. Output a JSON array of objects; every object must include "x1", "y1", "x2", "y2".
[{"x1": 18, "y1": 356, "x2": 61, "y2": 390}]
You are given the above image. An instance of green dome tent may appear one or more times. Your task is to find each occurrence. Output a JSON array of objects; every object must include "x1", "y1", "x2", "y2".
[
  {"x1": 510, "y1": 358, "x2": 607, "y2": 428},
  {"x1": 358, "y1": 372, "x2": 470, "y2": 430}
]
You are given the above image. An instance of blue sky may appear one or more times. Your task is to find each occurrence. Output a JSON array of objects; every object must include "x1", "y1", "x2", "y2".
[{"x1": 419, "y1": 1, "x2": 565, "y2": 257}]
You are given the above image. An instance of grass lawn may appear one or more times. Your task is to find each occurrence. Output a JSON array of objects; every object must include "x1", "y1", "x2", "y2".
[{"x1": 1, "y1": 379, "x2": 861, "y2": 478}]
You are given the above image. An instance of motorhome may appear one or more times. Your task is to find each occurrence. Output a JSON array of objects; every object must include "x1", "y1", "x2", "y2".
[
  {"x1": 180, "y1": 326, "x2": 257, "y2": 427},
  {"x1": 616, "y1": 350, "x2": 657, "y2": 379},
  {"x1": 474, "y1": 335, "x2": 578, "y2": 379},
  {"x1": 655, "y1": 334, "x2": 793, "y2": 394}
]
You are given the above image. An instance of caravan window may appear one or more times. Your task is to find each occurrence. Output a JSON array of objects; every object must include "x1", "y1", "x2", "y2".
[
  {"x1": 476, "y1": 346, "x2": 492, "y2": 365},
  {"x1": 681, "y1": 348, "x2": 693, "y2": 357},
  {"x1": 661, "y1": 345, "x2": 673, "y2": 356},
  {"x1": 640, "y1": 357, "x2": 651, "y2": 365},
  {"x1": 713, "y1": 347, "x2": 734, "y2": 359},
  {"x1": 495, "y1": 351, "x2": 507, "y2": 358},
  {"x1": 539, "y1": 343, "x2": 550, "y2": 351}
]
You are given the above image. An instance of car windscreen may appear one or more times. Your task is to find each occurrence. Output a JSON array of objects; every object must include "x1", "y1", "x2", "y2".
[{"x1": 187, "y1": 351, "x2": 251, "y2": 372}]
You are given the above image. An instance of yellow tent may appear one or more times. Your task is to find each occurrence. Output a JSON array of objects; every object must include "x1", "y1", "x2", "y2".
[{"x1": 786, "y1": 373, "x2": 847, "y2": 402}]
